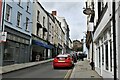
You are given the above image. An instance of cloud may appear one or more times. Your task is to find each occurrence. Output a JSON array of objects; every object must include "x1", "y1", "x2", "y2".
[{"x1": 41, "y1": 2, "x2": 87, "y2": 41}]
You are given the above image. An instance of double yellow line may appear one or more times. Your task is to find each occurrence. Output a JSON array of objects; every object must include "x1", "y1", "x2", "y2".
[{"x1": 64, "y1": 69, "x2": 73, "y2": 79}]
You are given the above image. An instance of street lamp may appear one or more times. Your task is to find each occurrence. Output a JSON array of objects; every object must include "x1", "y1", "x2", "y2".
[{"x1": 83, "y1": 5, "x2": 95, "y2": 70}]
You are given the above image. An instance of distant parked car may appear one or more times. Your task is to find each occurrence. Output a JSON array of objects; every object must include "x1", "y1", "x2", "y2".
[
  {"x1": 53, "y1": 54, "x2": 74, "y2": 69},
  {"x1": 83, "y1": 53, "x2": 87, "y2": 58}
]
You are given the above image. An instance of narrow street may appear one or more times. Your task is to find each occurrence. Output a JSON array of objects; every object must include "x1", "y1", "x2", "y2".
[{"x1": 2, "y1": 62, "x2": 72, "y2": 78}]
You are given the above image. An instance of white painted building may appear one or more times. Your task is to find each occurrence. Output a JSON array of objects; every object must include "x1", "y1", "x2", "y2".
[
  {"x1": 115, "y1": 1, "x2": 120, "y2": 79},
  {"x1": 93, "y1": 0, "x2": 119, "y2": 79},
  {"x1": 32, "y1": 0, "x2": 54, "y2": 61},
  {"x1": 85, "y1": 0, "x2": 119, "y2": 79}
]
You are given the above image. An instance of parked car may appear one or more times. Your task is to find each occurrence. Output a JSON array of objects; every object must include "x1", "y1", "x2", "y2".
[{"x1": 53, "y1": 54, "x2": 74, "y2": 69}]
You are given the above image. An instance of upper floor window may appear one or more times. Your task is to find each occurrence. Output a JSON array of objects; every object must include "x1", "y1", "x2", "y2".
[
  {"x1": 5, "y1": 4, "x2": 12, "y2": 22},
  {"x1": 25, "y1": 17, "x2": 29, "y2": 31},
  {"x1": 17, "y1": 12, "x2": 22, "y2": 27},
  {"x1": 18, "y1": 0, "x2": 22, "y2": 6},
  {"x1": 27, "y1": 0, "x2": 30, "y2": 12},
  {"x1": 43, "y1": 16, "x2": 45, "y2": 27},
  {"x1": 37, "y1": 10, "x2": 40, "y2": 22},
  {"x1": 36, "y1": 26, "x2": 40, "y2": 36}
]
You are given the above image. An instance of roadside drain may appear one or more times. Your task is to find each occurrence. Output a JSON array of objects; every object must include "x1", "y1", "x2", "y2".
[{"x1": 91, "y1": 76, "x2": 94, "y2": 78}]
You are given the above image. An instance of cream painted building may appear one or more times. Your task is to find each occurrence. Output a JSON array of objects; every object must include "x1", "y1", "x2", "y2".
[{"x1": 32, "y1": 0, "x2": 53, "y2": 61}]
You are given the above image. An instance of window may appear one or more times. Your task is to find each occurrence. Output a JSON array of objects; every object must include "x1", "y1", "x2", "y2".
[
  {"x1": 4, "y1": 42, "x2": 14, "y2": 60},
  {"x1": 52, "y1": 37, "x2": 53, "y2": 43},
  {"x1": 105, "y1": 43, "x2": 108, "y2": 70},
  {"x1": 5, "y1": 4, "x2": 12, "y2": 22},
  {"x1": 102, "y1": 45, "x2": 104, "y2": 65},
  {"x1": 18, "y1": 0, "x2": 21, "y2": 6},
  {"x1": 98, "y1": 47, "x2": 101, "y2": 68},
  {"x1": 43, "y1": 17, "x2": 45, "y2": 26},
  {"x1": 25, "y1": 17, "x2": 29, "y2": 31},
  {"x1": 36, "y1": 26, "x2": 39, "y2": 36},
  {"x1": 110, "y1": 40, "x2": 112, "y2": 71},
  {"x1": 17, "y1": 12, "x2": 22, "y2": 27},
  {"x1": 37, "y1": 10, "x2": 40, "y2": 21},
  {"x1": 27, "y1": 0, "x2": 30, "y2": 12}
]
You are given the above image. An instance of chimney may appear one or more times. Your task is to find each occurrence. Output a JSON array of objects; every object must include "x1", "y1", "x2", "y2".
[
  {"x1": 81, "y1": 39, "x2": 83, "y2": 43},
  {"x1": 52, "y1": 11, "x2": 57, "y2": 16}
]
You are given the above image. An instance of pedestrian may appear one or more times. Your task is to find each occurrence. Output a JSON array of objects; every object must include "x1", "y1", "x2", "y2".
[
  {"x1": 78, "y1": 53, "x2": 82, "y2": 61},
  {"x1": 90, "y1": 61, "x2": 95, "y2": 70},
  {"x1": 36, "y1": 55, "x2": 40, "y2": 61}
]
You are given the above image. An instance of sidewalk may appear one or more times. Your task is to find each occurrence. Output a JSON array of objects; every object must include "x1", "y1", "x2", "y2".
[
  {"x1": 70, "y1": 59, "x2": 102, "y2": 79},
  {"x1": 0, "y1": 59, "x2": 53, "y2": 74}
]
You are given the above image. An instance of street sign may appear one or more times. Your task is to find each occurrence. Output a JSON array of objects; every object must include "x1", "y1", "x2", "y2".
[
  {"x1": 0, "y1": 32, "x2": 7, "y2": 42},
  {"x1": 88, "y1": 22, "x2": 94, "y2": 31}
]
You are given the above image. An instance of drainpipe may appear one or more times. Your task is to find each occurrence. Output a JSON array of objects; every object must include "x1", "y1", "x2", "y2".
[
  {"x1": 112, "y1": 1, "x2": 117, "y2": 80},
  {"x1": 0, "y1": 0, "x2": 5, "y2": 66}
]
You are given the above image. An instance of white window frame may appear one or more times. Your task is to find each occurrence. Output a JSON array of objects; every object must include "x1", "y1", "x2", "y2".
[
  {"x1": 43, "y1": 16, "x2": 45, "y2": 27},
  {"x1": 18, "y1": 0, "x2": 22, "y2": 6},
  {"x1": 26, "y1": 0, "x2": 30, "y2": 12},
  {"x1": 5, "y1": 4, "x2": 12, "y2": 22},
  {"x1": 37, "y1": 10, "x2": 40, "y2": 22},
  {"x1": 25, "y1": 17, "x2": 29, "y2": 31},
  {"x1": 17, "y1": 11, "x2": 22, "y2": 27}
]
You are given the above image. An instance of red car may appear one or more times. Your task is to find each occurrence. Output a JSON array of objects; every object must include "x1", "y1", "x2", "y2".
[{"x1": 53, "y1": 54, "x2": 74, "y2": 69}]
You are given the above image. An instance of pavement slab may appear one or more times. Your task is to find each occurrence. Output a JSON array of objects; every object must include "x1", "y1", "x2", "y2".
[{"x1": 70, "y1": 59, "x2": 102, "y2": 79}]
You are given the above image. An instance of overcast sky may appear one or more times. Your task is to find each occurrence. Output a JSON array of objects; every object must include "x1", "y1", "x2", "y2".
[{"x1": 39, "y1": 1, "x2": 87, "y2": 41}]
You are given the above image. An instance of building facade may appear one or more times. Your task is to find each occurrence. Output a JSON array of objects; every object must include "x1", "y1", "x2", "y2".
[
  {"x1": 85, "y1": 0, "x2": 119, "y2": 79},
  {"x1": 73, "y1": 40, "x2": 83, "y2": 52},
  {"x1": 93, "y1": 1, "x2": 115, "y2": 78},
  {"x1": 55, "y1": 16, "x2": 70, "y2": 53},
  {"x1": 48, "y1": 13, "x2": 55, "y2": 57},
  {"x1": 32, "y1": 0, "x2": 54, "y2": 61},
  {"x1": 0, "y1": 0, "x2": 33, "y2": 66}
]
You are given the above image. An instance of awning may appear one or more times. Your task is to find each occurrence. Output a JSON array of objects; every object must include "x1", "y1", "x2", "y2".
[{"x1": 32, "y1": 40, "x2": 54, "y2": 49}]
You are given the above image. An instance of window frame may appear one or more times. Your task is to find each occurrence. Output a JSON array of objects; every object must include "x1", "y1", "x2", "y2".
[
  {"x1": 25, "y1": 17, "x2": 29, "y2": 31},
  {"x1": 5, "y1": 4, "x2": 12, "y2": 22},
  {"x1": 26, "y1": 0, "x2": 30, "y2": 12},
  {"x1": 17, "y1": 11, "x2": 22, "y2": 28}
]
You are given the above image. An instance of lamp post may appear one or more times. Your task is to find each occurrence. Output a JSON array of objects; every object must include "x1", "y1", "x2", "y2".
[{"x1": 83, "y1": 5, "x2": 95, "y2": 70}]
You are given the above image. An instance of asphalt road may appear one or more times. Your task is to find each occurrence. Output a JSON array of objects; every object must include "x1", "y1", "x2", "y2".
[{"x1": 2, "y1": 62, "x2": 72, "y2": 79}]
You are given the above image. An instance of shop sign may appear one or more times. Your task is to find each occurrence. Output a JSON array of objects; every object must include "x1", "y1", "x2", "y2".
[{"x1": 0, "y1": 32, "x2": 7, "y2": 42}]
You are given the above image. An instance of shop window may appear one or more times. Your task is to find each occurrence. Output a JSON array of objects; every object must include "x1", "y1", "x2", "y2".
[
  {"x1": 110, "y1": 40, "x2": 112, "y2": 71},
  {"x1": 98, "y1": 47, "x2": 101, "y2": 68},
  {"x1": 4, "y1": 45, "x2": 14, "y2": 61},
  {"x1": 102, "y1": 45, "x2": 104, "y2": 65},
  {"x1": 105, "y1": 43, "x2": 109, "y2": 70}
]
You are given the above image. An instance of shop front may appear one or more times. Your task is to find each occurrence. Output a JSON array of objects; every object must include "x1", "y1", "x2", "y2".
[
  {"x1": 2, "y1": 27, "x2": 31, "y2": 66},
  {"x1": 32, "y1": 39, "x2": 54, "y2": 61}
]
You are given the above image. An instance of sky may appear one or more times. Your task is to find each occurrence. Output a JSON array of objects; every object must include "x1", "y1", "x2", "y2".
[{"x1": 39, "y1": 0, "x2": 87, "y2": 41}]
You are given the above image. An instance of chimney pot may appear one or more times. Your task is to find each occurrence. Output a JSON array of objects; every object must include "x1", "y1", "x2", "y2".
[{"x1": 52, "y1": 11, "x2": 57, "y2": 16}]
